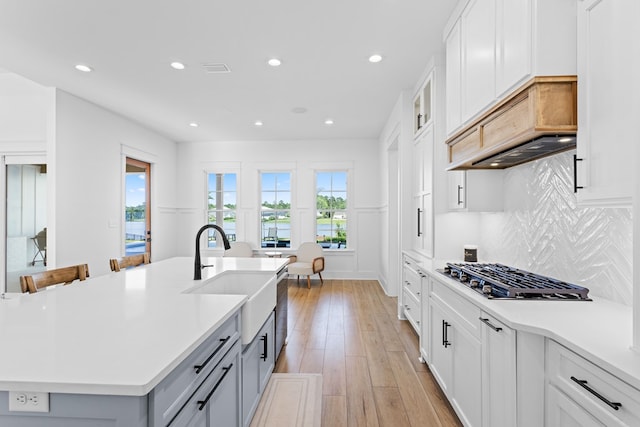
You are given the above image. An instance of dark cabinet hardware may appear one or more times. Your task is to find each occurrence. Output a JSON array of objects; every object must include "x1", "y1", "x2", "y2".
[
  {"x1": 573, "y1": 155, "x2": 584, "y2": 193},
  {"x1": 570, "y1": 376, "x2": 621, "y2": 410},
  {"x1": 442, "y1": 320, "x2": 451, "y2": 348},
  {"x1": 479, "y1": 317, "x2": 503, "y2": 332},
  {"x1": 457, "y1": 185, "x2": 463, "y2": 205},
  {"x1": 417, "y1": 113, "x2": 422, "y2": 130},
  {"x1": 197, "y1": 364, "x2": 233, "y2": 410},
  {"x1": 260, "y1": 334, "x2": 268, "y2": 361},
  {"x1": 417, "y1": 208, "x2": 423, "y2": 237},
  {"x1": 194, "y1": 335, "x2": 231, "y2": 373}
]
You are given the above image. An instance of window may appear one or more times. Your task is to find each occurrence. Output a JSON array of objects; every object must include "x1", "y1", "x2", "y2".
[
  {"x1": 316, "y1": 171, "x2": 347, "y2": 249},
  {"x1": 260, "y1": 172, "x2": 291, "y2": 248},
  {"x1": 207, "y1": 173, "x2": 237, "y2": 248}
]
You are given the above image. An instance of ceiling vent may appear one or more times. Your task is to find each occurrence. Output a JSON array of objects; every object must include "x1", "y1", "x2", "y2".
[{"x1": 202, "y1": 63, "x2": 231, "y2": 73}]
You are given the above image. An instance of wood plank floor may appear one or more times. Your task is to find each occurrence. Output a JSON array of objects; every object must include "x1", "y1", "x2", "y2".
[{"x1": 275, "y1": 278, "x2": 462, "y2": 427}]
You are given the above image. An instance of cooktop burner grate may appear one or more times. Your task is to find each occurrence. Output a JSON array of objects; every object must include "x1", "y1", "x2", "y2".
[{"x1": 441, "y1": 263, "x2": 591, "y2": 300}]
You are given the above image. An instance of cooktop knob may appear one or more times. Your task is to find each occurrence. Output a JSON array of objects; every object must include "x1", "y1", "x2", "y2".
[
  {"x1": 470, "y1": 279, "x2": 480, "y2": 288},
  {"x1": 482, "y1": 284, "x2": 493, "y2": 294},
  {"x1": 460, "y1": 273, "x2": 469, "y2": 282}
]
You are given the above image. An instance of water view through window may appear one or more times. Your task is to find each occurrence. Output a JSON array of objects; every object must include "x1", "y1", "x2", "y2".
[
  {"x1": 261, "y1": 172, "x2": 291, "y2": 248},
  {"x1": 316, "y1": 171, "x2": 347, "y2": 249},
  {"x1": 207, "y1": 173, "x2": 237, "y2": 248}
]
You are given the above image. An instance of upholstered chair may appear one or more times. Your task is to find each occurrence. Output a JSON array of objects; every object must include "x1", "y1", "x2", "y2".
[{"x1": 287, "y1": 242, "x2": 324, "y2": 288}]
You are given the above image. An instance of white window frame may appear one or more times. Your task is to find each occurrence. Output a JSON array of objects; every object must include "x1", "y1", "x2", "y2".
[
  {"x1": 315, "y1": 169, "x2": 350, "y2": 251},
  {"x1": 259, "y1": 170, "x2": 293, "y2": 249},
  {"x1": 205, "y1": 171, "x2": 238, "y2": 248}
]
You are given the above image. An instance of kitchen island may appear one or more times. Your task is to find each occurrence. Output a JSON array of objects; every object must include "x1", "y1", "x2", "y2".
[{"x1": 0, "y1": 256, "x2": 288, "y2": 426}]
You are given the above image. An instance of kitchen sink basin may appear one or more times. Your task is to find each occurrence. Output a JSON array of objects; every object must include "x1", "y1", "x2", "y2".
[{"x1": 184, "y1": 271, "x2": 276, "y2": 344}]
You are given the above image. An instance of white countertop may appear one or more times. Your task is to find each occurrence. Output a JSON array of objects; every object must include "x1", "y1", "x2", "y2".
[
  {"x1": 0, "y1": 256, "x2": 288, "y2": 396},
  {"x1": 408, "y1": 255, "x2": 640, "y2": 391}
]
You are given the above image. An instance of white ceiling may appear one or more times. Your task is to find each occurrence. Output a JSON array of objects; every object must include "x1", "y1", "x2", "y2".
[{"x1": 0, "y1": 0, "x2": 456, "y2": 143}]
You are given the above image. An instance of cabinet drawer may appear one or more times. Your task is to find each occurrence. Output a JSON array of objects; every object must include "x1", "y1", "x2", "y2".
[
  {"x1": 402, "y1": 289, "x2": 420, "y2": 331},
  {"x1": 430, "y1": 278, "x2": 481, "y2": 339},
  {"x1": 171, "y1": 340, "x2": 241, "y2": 427},
  {"x1": 150, "y1": 312, "x2": 241, "y2": 426},
  {"x1": 547, "y1": 340, "x2": 640, "y2": 426}
]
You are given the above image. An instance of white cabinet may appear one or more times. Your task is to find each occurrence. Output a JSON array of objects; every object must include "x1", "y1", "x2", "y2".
[
  {"x1": 413, "y1": 72, "x2": 433, "y2": 136},
  {"x1": 447, "y1": 170, "x2": 504, "y2": 212},
  {"x1": 575, "y1": 0, "x2": 638, "y2": 206},
  {"x1": 546, "y1": 339, "x2": 640, "y2": 426},
  {"x1": 402, "y1": 254, "x2": 424, "y2": 336},
  {"x1": 461, "y1": 0, "x2": 496, "y2": 123},
  {"x1": 412, "y1": 125, "x2": 434, "y2": 256},
  {"x1": 242, "y1": 312, "x2": 275, "y2": 427},
  {"x1": 495, "y1": 0, "x2": 532, "y2": 97},
  {"x1": 445, "y1": 19, "x2": 462, "y2": 136},
  {"x1": 444, "y1": 0, "x2": 575, "y2": 137},
  {"x1": 480, "y1": 312, "x2": 516, "y2": 427},
  {"x1": 429, "y1": 278, "x2": 482, "y2": 426}
]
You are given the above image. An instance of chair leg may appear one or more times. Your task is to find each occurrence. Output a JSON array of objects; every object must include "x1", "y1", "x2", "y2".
[
  {"x1": 307, "y1": 276, "x2": 311, "y2": 289},
  {"x1": 297, "y1": 275, "x2": 300, "y2": 285},
  {"x1": 318, "y1": 272, "x2": 324, "y2": 285}
]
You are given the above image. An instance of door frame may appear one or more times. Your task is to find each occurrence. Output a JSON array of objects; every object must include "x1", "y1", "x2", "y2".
[
  {"x1": 1, "y1": 154, "x2": 47, "y2": 293},
  {"x1": 125, "y1": 157, "x2": 151, "y2": 257}
]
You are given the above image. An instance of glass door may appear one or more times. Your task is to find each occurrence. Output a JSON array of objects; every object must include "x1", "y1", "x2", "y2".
[
  {"x1": 3, "y1": 158, "x2": 47, "y2": 294},
  {"x1": 125, "y1": 158, "x2": 150, "y2": 257}
]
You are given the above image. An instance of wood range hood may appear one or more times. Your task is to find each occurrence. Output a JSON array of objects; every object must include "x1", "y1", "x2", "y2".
[{"x1": 446, "y1": 76, "x2": 577, "y2": 170}]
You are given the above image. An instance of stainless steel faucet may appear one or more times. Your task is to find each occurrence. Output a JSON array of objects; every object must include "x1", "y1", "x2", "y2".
[{"x1": 194, "y1": 224, "x2": 231, "y2": 280}]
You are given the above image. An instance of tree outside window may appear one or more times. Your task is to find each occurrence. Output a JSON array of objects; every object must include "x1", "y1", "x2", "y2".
[
  {"x1": 316, "y1": 171, "x2": 347, "y2": 249},
  {"x1": 207, "y1": 173, "x2": 237, "y2": 247},
  {"x1": 261, "y1": 172, "x2": 291, "y2": 248}
]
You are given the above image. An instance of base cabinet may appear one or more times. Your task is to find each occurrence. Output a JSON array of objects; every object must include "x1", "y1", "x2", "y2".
[
  {"x1": 242, "y1": 312, "x2": 275, "y2": 427},
  {"x1": 480, "y1": 312, "x2": 516, "y2": 427},
  {"x1": 429, "y1": 291, "x2": 481, "y2": 426},
  {"x1": 546, "y1": 340, "x2": 640, "y2": 427},
  {"x1": 171, "y1": 341, "x2": 241, "y2": 427},
  {"x1": 401, "y1": 255, "x2": 424, "y2": 335}
]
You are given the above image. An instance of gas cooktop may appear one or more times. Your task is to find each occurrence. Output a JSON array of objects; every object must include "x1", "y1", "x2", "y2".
[{"x1": 439, "y1": 263, "x2": 591, "y2": 301}]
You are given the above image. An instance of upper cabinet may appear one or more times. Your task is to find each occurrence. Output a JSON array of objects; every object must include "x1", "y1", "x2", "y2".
[
  {"x1": 575, "y1": 0, "x2": 638, "y2": 206},
  {"x1": 413, "y1": 74, "x2": 433, "y2": 136},
  {"x1": 445, "y1": 0, "x2": 576, "y2": 137}
]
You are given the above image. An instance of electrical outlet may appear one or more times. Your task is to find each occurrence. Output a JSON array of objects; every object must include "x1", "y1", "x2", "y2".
[{"x1": 8, "y1": 391, "x2": 49, "y2": 412}]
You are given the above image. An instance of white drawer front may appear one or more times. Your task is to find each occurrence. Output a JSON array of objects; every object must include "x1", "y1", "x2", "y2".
[
  {"x1": 430, "y1": 277, "x2": 480, "y2": 339},
  {"x1": 402, "y1": 288, "x2": 420, "y2": 332},
  {"x1": 547, "y1": 340, "x2": 640, "y2": 426}
]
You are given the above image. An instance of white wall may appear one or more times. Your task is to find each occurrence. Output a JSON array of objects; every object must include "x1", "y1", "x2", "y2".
[
  {"x1": 52, "y1": 90, "x2": 179, "y2": 277},
  {"x1": 176, "y1": 139, "x2": 381, "y2": 279}
]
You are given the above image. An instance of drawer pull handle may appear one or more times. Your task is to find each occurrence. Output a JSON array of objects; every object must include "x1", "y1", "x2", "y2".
[
  {"x1": 417, "y1": 208, "x2": 423, "y2": 237},
  {"x1": 194, "y1": 335, "x2": 231, "y2": 374},
  {"x1": 570, "y1": 376, "x2": 622, "y2": 411},
  {"x1": 442, "y1": 320, "x2": 451, "y2": 348},
  {"x1": 197, "y1": 363, "x2": 233, "y2": 410},
  {"x1": 457, "y1": 185, "x2": 463, "y2": 205},
  {"x1": 479, "y1": 317, "x2": 502, "y2": 332},
  {"x1": 573, "y1": 155, "x2": 584, "y2": 193},
  {"x1": 261, "y1": 334, "x2": 268, "y2": 361}
]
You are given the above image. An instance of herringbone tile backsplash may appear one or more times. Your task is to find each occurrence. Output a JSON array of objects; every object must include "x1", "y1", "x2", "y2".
[{"x1": 480, "y1": 151, "x2": 632, "y2": 304}]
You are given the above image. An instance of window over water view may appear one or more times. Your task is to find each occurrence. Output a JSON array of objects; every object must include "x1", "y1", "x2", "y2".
[
  {"x1": 316, "y1": 171, "x2": 347, "y2": 249},
  {"x1": 261, "y1": 172, "x2": 291, "y2": 248},
  {"x1": 207, "y1": 173, "x2": 237, "y2": 248}
]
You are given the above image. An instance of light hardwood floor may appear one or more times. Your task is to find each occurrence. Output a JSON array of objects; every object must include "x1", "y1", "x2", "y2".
[{"x1": 275, "y1": 278, "x2": 462, "y2": 427}]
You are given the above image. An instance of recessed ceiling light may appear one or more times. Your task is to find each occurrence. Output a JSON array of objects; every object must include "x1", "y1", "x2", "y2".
[
  {"x1": 171, "y1": 62, "x2": 186, "y2": 70},
  {"x1": 189, "y1": 122, "x2": 199, "y2": 127},
  {"x1": 75, "y1": 64, "x2": 92, "y2": 72},
  {"x1": 254, "y1": 120, "x2": 263, "y2": 126},
  {"x1": 490, "y1": 163, "x2": 500, "y2": 167},
  {"x1": 368, "y1": 54, "x2": 383, "y2": 63},
  {"x1": 324, "y1": 119, "x2": 334, "y2": 125},
  {"x1": 267, "y1": 58, "x2": 282, "y2": 67}
]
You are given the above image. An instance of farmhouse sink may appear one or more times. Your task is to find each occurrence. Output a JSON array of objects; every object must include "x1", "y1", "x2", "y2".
[{"x1": 184, "y1": 271, "x2": 276, "y2": 344}]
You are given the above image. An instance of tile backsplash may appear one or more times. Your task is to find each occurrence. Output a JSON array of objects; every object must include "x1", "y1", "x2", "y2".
[{"x1": 479, "y1": 151, "x2": 632, "y2": 304}]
